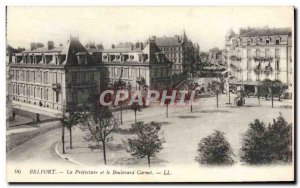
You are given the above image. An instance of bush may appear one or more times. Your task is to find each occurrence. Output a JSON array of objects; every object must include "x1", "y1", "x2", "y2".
[
  {"x1": 240, "y1": 115, "x2": 292, "y2": 164},
  {"x1": 195, "y1": 130, "x2": 235, "y2": 165}
]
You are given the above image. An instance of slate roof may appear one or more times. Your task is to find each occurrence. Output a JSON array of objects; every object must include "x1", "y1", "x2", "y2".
[
  {"x1": 22, "y1": 46, "x2": 64, "y2": 53},
  {"x1": 240, "y1": 28, "x2": 292, "y2": 37},
  {"x1": 14, "y1": 37, "x2": 95, "y2": 66},
  {"x1": 152, "y1": 36, "x2": 182, "y2": 46}
]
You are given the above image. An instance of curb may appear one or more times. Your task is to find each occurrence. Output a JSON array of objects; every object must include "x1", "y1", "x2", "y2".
[{"x1": 54, "y1": 142, "x2": 86, "y2": 167}]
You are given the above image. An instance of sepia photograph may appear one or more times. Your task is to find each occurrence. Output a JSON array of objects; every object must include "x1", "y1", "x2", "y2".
[{"x1": 5, "y1": 6, "x2": 294, "y2": 183}]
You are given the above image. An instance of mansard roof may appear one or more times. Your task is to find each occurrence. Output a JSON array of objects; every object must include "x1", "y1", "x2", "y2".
[
  {"x1": 240, "y1": 27, "x2": 292, "y2": 37},
  {"x1": 152, "y1": 36, "x2": 183, "y2": 46},
  {"x1": 14, "y1": 37, "x2": 96, "y2": 66}
]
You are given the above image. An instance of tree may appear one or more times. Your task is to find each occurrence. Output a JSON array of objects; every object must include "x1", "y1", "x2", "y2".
[
  {"x1": 240, "y1": 115, "x2": 292, "y2": 164},
  {"x1": 256, "y1": 85, "x2": 266, "y2": 106},
  {"x1": 207, "y1": 80, "x2": 222, "y2": 107},
  {"x1": 112, "y1": 80, "x2": 127, "y2": 124},
  {"x1": 81, "y1": 104, "x2": 120, "y2": 165},
  {"x1": 272, "y1": 80, "x2": 287, "y2": 101},
  {"x1": 187, "y1": 82, "x2": 196, "y2": 113},
  {"x1": 127, "y1": 121, "x2": 164, "y2": 168},
  {"x1": 195, "y1": 130, "x2": 235, "y2": 165},
  {"x1": 59, "y1": 104, "x2": 82, "y2": 150},
  {"x1": 131, "y1": 101, "x2": 141, "y2": 123},
  {"x1": 261, "y1": 79, "x2": 272, "y2": 100}
]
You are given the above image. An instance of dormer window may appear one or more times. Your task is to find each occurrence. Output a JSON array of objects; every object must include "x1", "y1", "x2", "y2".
[
  {"x1": 256, "y1": 39, "x2": 260, "y2": 45},
  {"x1": 79, "y1": 56, "x2": 87, "y2": 65},
  {"x1": 247, "y1": 41, "x2": 250, "y2": 45},
  {"x1": 275, "y1": 39, "x2": 280, "y2": 45},
  {"x1": 129, "y1": 55, "x2": 134, "y2": 60},
  {"x1": 266, "y1": 40, "x2": 270, "y2": 44}
]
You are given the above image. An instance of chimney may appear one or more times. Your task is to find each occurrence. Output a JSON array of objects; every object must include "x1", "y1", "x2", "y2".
[
  {"x1": 47, "y1": 41, "x2": 54, "y2": 50},
  {"x1": 140, "y1": 42, "x2": 144, "y2": 50},
  {"x1": 30, "y1": 42, "x2": 37, "y2": 51}
]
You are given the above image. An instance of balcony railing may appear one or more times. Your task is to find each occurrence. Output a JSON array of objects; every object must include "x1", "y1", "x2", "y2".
[
  {"x1": 253, "y1": 63, "x2": 261, "y2": 73},
  {"x1": 52, "y1": 83, "x2": 61, "y2": 92},
  {"x1": 264, "y1": 66, "x2": 273, "y2": 74},
  {"x1": 253, "y1": 56, "x2": 273, "y2": 61},
  {"x1": 230, "y1": 63, "x2": 241, "y2": 71},
  {"x1": 229, "y1": 55, "x2": 241, "y2": 61}
]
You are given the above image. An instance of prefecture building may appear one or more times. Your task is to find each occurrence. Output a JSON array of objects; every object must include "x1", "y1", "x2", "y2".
[
  {"x1": 8, "y1": 37, "x2": 101, "y2": 117},
  {"x1": 225, "y1": 27, "x2": 293, "y2": 95},
  {"x1": 100, "y1": 40, "x2": 173, "y2": 91}
]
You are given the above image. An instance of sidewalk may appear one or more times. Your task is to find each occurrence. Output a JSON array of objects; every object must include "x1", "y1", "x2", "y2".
[{"x1": 6, "y1": 115, "x2": 33, "y2": 128}]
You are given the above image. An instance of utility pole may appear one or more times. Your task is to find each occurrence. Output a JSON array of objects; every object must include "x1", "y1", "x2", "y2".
[{"x1": 225, "y1": 50, "x2": 231, "y2": 105}]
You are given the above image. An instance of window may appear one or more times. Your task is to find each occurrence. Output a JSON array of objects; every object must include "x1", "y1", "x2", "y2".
[
  {"x1": 80, "y1": 57, "x2": 86, "y2": 64},
  {"x1": 275, "y1": 60, "x2": 280, "y2": 71},
  {"x1": 26, "y1": 71, "x2": 30, "y2": 82},
  {"x1": 44, "y1": 72, "x2": 48, "y2": 84},
  {"x1": 275, "y1": 49, "x2": 280, "y2": 59},
  {"x1": 266, "y1": 40, "x2": 270, "y2": 44},
  {"x1": 124, "y1": 68, "x2": 128, "y2": 77},
  {"x1": 275, "y1": 73, "x2": 279, "y2": 80},
  {"x1": 45, "y1": 89, "x2": 48, "y2": 100},
  {"x1": 247, "y1": 41, "x2": 250, "y2": 45},
  {"x1": 256, "y1": 73, "x2": 260, "y2": 81},
  {"x1": 265, "y1": 49, "x2": 269, "y2": 57},
  {"x1": 256, "y1": 39, "x2": 259, "y2": 45},
  {"x1": 247, "y1": 60, "x2": 251, "y2": 69},
  {"x1": 275, "y1": 39, "x2": 280, "y2": 45},
  {"x1": 56, "y1": 92, "x2": 59, "y2": 102},
  {"x1": 153, "y1": 69, "x2": 157, "y2": 77},
  {"x1": 247, "y1": 72, "x2": 251, "y2": 81},
  {"x1": 256, "y1": 49, "x2": 260, "y2": 57}
]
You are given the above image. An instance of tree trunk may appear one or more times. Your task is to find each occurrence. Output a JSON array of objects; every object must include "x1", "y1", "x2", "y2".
[
  {"x1": 166, "y1": 104, "x2": 168, "y2": 118},
  {"x1": 258, "y1": 96, "x2": 260, "y2": 106},
  {"x1": 120, "y1": 104, "x2": 123, "y2": 125},
  {"x1": 134, "y1": 111, "x2": 137, "y2": 123},
  {"x1": 271, "y1": 86, "x2": 274, "y2": 108},
  {"x1": 62, "y1": 125, "x2": 65, "y2": 154},
  {"x1": 147, "y1": 155, "x2": 151, "y2": 169},
  {"x1": 190, "y1": 104, "x2": 193, "y2": 113},
  {"x1": 69, "y1": 128, "x2": 72, "y2": 149},
  {"x1": 216, "y1": 93, "x2": 219, "y2": 107},
  {"x1": 102, "y1": 141, "x2": 107, "y2": 165}
]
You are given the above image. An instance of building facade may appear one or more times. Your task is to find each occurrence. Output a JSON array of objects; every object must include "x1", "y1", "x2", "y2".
[
  {"x1": 151, "y1": 31, "x2": 197, "y2": 75},
  {"x1": 225, "y1": 27, "x2": 293, "y2": 94},
  {"x1": 100, "y1": 40, "x2": 173, "y2": 91},
  {"x1": 9, "y1": 37, "x2": 101, "y2": 117}
]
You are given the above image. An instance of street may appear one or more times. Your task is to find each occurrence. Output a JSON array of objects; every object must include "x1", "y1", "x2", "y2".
[{"x1": 6, "y1": 122, "x2": 74, "y2": 167}]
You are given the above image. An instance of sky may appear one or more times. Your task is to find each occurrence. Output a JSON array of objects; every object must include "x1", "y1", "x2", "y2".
[{"x1": 6, "y1": 6, "x2": 294, "y2": 51}]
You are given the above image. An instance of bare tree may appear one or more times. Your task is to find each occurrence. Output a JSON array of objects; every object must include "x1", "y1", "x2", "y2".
[
  {"x1": 59, "y1": 104, "x2": 82, "y2": 150},
  {"x1": 127, "y1": 121, "x2": 164, "y2": 168},
  {"x1": 131, "y1": 102, "x2": 141, "y2": 123},
  {"x1": 81, "y1": 104, "x2": 120, "y2": 165},
  {"x1": 207, "y1": 80, "x2": 222, "y2": 107}
]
